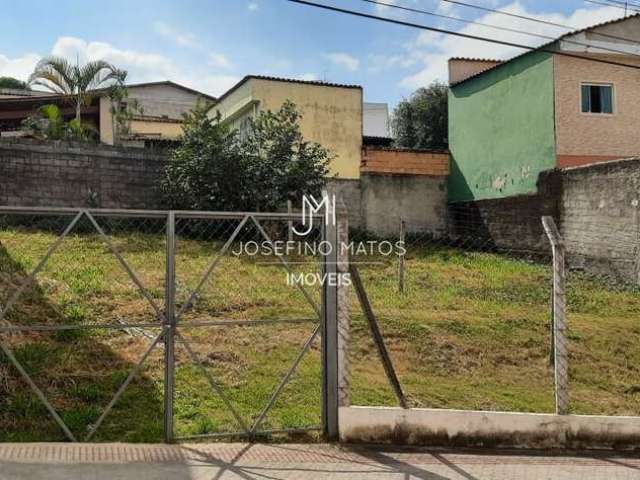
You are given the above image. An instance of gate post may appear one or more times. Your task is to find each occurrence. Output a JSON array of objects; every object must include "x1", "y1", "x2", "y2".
[
  {"x1": 164, "y1": 211, "x2": 176, "y2": 442},
  {"x1": 322, "y1": 194, "x2": 339, "y2": 440},
  {"x1": 542, "y1": 216, "x2": 569, "y2": 415}
]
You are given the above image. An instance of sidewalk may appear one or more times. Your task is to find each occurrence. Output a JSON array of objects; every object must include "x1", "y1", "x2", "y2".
[{"x1": 1, "y1": 442, "x2": 640, "y2": 479}]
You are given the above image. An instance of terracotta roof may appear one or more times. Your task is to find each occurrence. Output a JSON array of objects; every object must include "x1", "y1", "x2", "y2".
[
  {"x1": 450, "y1": 13, "x2": 640, "y2": 87},
  {"x1": 215, "y1": 75, "x2": 362, "y2": 105}
]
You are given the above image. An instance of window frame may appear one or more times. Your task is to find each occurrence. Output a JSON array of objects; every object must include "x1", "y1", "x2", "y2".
[{"x1": 580, "y1": 82, "x2": 615, "y2": 116}]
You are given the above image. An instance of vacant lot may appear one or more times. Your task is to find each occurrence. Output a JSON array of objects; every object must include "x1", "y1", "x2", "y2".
[{"x1": 1, "y1": 221, "x2": 639, "y2": 442}]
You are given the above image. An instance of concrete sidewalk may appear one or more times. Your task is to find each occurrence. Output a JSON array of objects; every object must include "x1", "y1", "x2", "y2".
[{"x1": 1, "y1": 442, "x2": 640, "y2": 479}]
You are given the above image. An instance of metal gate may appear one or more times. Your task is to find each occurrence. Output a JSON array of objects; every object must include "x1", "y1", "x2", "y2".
[{"x1": 0, "y1": 207, "x2": 339, "y2": 442}]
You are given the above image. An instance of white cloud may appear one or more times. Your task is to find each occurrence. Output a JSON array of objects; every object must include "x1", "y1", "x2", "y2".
[
  {"x1": 0, "y1": 52, "x2": 40, "y2": 82},
  {"x1": 248, "y1": 2, "x2": 259, "y2": 11},
  {"x1": 323, "y1": 52, "x2": 360, "y2": 71},
  {"x1": 0, "y1": 35, "x2": 237, "y2": 97},
  {"x1": 399, "y1": 2, "x2": 624, "y2": 89},
  {"x1": 154, "y1": 21, "x2": 197, "y2": 48},
  {"x1": 296, "y1": 72, "x2": 319, "y2": 81},
  {"x1": 209, "y1": 52, "x2": 233, "y2": 69}
]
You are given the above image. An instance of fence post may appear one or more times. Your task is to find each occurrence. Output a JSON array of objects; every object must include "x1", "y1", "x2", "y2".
[
  {"x1": 542, "y1": 216, "x2": 569, "y2": 415},
  {"x1": 164, "y1": 211, "x2": 176, "y2": 442},
  {"x1": 398, "y1": 219, "x2": 406, "y2": 294},
  {"x1": 322, "y1": 193, "x2": 339, "y2": 440},
  {"x1": 337, "y1": 199, "x2": 350, "y2": 408},
  {"x1": 287, "y1": 199, "x2": 294, "y2": 242}
]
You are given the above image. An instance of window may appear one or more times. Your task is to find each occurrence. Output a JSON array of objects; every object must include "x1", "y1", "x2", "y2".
[{"x1": 581, "y1": 84, "x2": 613, "y2": 114}]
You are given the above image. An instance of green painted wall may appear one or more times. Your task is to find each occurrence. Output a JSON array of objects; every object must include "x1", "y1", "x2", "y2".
[{"x1": 448, "y1": 51, "x2": 556, "y2": 202}]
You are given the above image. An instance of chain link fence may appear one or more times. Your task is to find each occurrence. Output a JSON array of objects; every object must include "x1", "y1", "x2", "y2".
[
  {"x1": 346, "y1": 208, "x2": 640, "y2": 418},
  {"x1": 0, "y1": 208, "x2": 327, "y2": 442}
]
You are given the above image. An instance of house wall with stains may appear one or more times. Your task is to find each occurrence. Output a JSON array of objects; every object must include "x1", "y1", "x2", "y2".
[{"x1": 448, "y1": 51, "x2": 556, "y2": 202}]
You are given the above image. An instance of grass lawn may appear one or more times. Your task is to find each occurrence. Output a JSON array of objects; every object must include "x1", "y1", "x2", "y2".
[{"x1": 1, "y1": 222, "x2": 639, "y2": 442}]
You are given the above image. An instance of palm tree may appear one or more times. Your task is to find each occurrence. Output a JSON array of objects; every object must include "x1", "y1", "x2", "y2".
[{"x1": 28, "y1": 56, "x2": 126, "y2": 125}]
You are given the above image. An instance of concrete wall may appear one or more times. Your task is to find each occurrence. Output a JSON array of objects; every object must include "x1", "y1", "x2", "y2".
[
  {"x1": 554, "y1": 53, "x2": 640, "y2": 168},
  {"x1": 0, "y1": 140, "x2": 165, "y2": 208},
  {"x1": 340, "y1": 406, "x2": 640, "y2": 449},
  {"x1": 448, "y1": 51, "x2": 556, "y2": 202},
  {"x1": 561, "y1": 157, "x2": 640, "y2": 282},
  {"x1": 449, "y1": 158, "x2": 640, "y2": 283},
  {"x1": 213, "y1": 78, "x2": 363, "y2": 179},
  {"x1": 361, "y1": 174, "x2": 447, "y2": 238},
  {"x1": 448, "y1": 169, "x2": 561, "y2": 253}
]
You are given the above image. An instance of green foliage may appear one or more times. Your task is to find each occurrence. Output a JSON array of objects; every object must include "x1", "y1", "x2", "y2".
[
  {"x1": 391, "y1": 81, "x2": 448, "y2": 150},
  {"x1": 20, "y1": 104, "x2": 97, "y2": 142},
  {"x1": 0, "y1": 76, "x2": 30, "y2": 90},
  {"x1": 161, "y1": 100, "x2": 333, "y2": 211},
  {"x1": 107, "y1": 83, "x2": 144, "y2": 144},
  {"x1": 160, "y1": 101, "x2": 248, "y2": 210},
  {"x1": 28, "y1": 56, "x2": 127, "y2": 125}
]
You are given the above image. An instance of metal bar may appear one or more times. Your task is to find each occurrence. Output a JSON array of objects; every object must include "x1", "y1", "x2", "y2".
[
  {"x1": 398, "y1": 219, "x2": 406, "y2": 294},
  {"x1": 174, "y1": 426, "x2": 321, "y2": 441},
  {"x1": 84, "y1": 211, "x2": 165, "y2": 323},
  {"x1": 175, "y1": 215, "x2": 250, "y2": 321},
  {"x1": 178, "y1": 318, "x2": 319, "y2": 328},
  {"x1": 84, "y1": 329, "x2": 166, "y2": 441},
  {"x1": 175, "y1": 330, "x2": 250, "y2": 434},
  {"x1": 164, "y1": 211, "x2": 176, "y2": 443},
  {"x1": 0, "y1": 342, "x2": 77, "y2": 442},
  {"x1": 250, "y1": 324, "x2": 321, "y2": 434},
  {"x1": 0, "y1": 211, "x2": 84, "y2": 323},
  {"x1": 250, "y1": 216, "x2": 322, "y2": 320},
  {"x1": 321, "y1": 200, "x2": 339, "y2": 440},
  {"x1": 542, "y1": 216, "x2": 569, "y2": 415},
  {"x1": 0, "y1": 206, "x2": 322, "y2": 220},
  {"x1": 349, "y1": 264, "x2": 409, "y2": 409},
  {"x1": 0, "y1": 322, "x2": 163, "y2": 332},
  {"x1": 0, "y1": 318, "x2": 320, "y2": 333}
]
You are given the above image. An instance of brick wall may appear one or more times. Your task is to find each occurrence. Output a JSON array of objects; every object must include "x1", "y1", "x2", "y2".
[
  {"x1": 0, "y1": 139, "x2": 167, "y2": 209},
  {"x1": 361, "y1": 146, "x2": 449, "y2": 176}
]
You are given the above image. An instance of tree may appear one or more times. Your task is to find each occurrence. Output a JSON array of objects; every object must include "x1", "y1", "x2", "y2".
[
  {"x1": 161, "y1": 101, "x2": 249, "y2": 211},
  {"x1": 161, "y1": 100, "x2": 333, "y2": 212},
  {"x1": 391, "y1": 81, "x2": 448, "y2": 150},
  {"x1": 28, "y1": 56, "x2": 126, "y2": 125},
  {"x1": 0, "y1": 77, "x2": 30, "y2": 90},
  {"x1": 242, "y1": 100, "x2": 332, "y2": 211}
]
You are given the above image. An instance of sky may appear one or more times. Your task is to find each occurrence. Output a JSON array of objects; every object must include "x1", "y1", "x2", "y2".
[{"x1": 0, "y1": 0, "x2": 632, "y2": 107}]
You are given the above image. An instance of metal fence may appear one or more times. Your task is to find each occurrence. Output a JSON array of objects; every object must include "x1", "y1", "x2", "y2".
[
  {"x1": 0, "y1": 207, "x2": 339, "y2": 443},
  {"x1": 346, "y1": 209, "x2": 640, "y2": 418},
  {"x1": 2, "y1": 203, "x2": 639, "y2": 443}
]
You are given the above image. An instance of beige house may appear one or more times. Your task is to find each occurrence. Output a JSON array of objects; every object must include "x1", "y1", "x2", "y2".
[
  {"x1": 0, "y1": 81, "x2": 215, "y2": 147},
  {"x1": 210, "y1": 75, "x2": 363, "y2": 179}
]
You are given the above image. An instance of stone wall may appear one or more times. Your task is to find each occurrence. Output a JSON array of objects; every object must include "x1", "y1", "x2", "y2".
[{"x1": 0, "y1": 139, "x2": 166, "y2": 209}]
